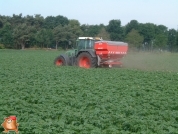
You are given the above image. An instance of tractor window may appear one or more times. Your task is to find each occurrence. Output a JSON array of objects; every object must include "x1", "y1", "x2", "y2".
[
  {"x1": 78, "y1": 40, "x2": 85, "y2": 50},
  {"x1": 91, "y1": 40, "x2": 95, "y2": 47},
  {"x1": 86, "y1": 40, "x2": 95, "y2": 49},
  {"x1": 85, "y1": 40, "x2": 90, "y2": 49},
  {"x1": 77, "y1": 39, "x2": 95, "y2": 50}
]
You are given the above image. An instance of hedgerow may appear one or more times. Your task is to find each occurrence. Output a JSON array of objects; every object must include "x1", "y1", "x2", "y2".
[{"x1": 0, "y1": 50, "x2": 178, "y2": 134}]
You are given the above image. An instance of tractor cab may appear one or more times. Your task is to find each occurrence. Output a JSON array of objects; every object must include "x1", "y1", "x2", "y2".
[{"x1": 76, "y1": 37, "x2": 102, "y2": 51}]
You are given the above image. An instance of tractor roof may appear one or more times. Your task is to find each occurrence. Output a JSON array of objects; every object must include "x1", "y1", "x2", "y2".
[
  {"x1": 78, "y1": 37, "x2": 94, "y2": 40},
  {"x1": 78, "y1": 37, "x2": 102, "y2": 40}
]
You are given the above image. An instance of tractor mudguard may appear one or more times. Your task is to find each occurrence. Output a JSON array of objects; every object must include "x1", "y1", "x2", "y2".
[
  {"x1": 60, "y1": 54, "x2": 70, "y2": 65},
  {"x1": 78, "y1": 49, "x2": 96, "y2": 57}
]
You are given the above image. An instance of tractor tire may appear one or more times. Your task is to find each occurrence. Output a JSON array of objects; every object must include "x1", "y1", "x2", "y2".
[
  {"x1": 54, "y1": 56, "x2": 66, "y2": 66},
  {"x1": 77, "y1": 52, "x2": 97, "y2": 68}
]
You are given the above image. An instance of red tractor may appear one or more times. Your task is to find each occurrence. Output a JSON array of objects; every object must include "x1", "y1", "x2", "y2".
[{"x1": 54, "y1": 37, "x2": 128, "y2": 68}]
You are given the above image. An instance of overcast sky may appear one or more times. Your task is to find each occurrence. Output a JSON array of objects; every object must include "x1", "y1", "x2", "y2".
[{"x1": 0, "y1": 0, "x2": 178, "y2": 30}]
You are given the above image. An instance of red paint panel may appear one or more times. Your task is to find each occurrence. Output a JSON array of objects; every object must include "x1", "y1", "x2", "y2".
[{"x1": 94, "y1": 41, "x2": 128, "y2": 60}]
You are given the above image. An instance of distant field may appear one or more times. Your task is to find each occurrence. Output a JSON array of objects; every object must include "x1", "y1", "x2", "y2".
[
  {"x1": 0, "y1": 50, "x2": 178, "y2": 133},
  {"x1": 122, "y1": 51, "x2": 178, "y2": 72}
]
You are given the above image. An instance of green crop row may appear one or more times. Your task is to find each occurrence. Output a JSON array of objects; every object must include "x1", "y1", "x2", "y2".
[{"x1": 0, "y1": 50, "x2": 178, "y2": 134}]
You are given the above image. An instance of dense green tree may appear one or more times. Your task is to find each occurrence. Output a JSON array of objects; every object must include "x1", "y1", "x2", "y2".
[
  {"x1": 167, "y1": 29, "x2": 176, "y2": 51},
  {"x1": 0, "y1": 15, "x2": 11, "y2": 28},
  {"x1": 44, "y1": 15, "x2": 69, "y2": 29},
  {"x1": 125, "y1": 20, "x2": 139, "y2": 35},
  {"x1": 107, "y1": 19, "x2": 122, "y2": 33},
  {"x1": 0, "y1": 20, "x2": 3, "y2": 28},
  {"x1": 68, "y1": 19, "x2": 82, "y2": 47},
  {"x1": 43, "y1": 16, "x2": 56, "y2": 29},
  {"x1": 53, "y1": 25, "x2": 71, "y2": 49},
  {"x1": 107, "y1": 19, "x2": 123, "y2": 41},
  {"x1": 154, "y1": 34, "x2": 168, "y2": 49},
  {"x1": 125, "y1": 29, "x2": 144, "y2": 48},
  {"x1": 176, "y1": 32, "x2": 178, "y2": 50},
  {"x1": 13, "y1": 23, "x2": 36, "y2": 49},
  {"x1": 35, "y1": 28, "x2": 50, "y2": 48},
  {"x1": 155, "y1": 25, "x2": 168, "y2": 35},
  {"x1": 139, "y1": 23, "x2": 155, "y2": 50},
  {"x1": 24, "y1": 15, "x2": 35, "y2": 26},
  {"x1": 24, "y1": 15, "x2": 46, "y2": 48},
  {"x1": 53, "y1": 22, "x2": 82, "y2": 50},
  {"x1": 46, "y1": 29, "x2": 54, "y2": 48},
  {"x1": 97, "y1": 28, "x2": 110, "y2": 40},
  {"x1": 87, "y1": 25, "x2": 101, "y2": 37},
  {"x1": 81, "y1": 24, "x2": 103, "y2": 37},
  {"x1": 0, "y1": 13, "x2": 178, "y2": 51},
  {"x1": 34, "y1": 14, "x2": 44, "y2": 29},
  {"x1": 56, "y1": 15, "x2": 69, "y2": 26},
  {"x1": 109, "y1": 32, "x2": 121, "y2": 41},
  {"x1": 153, "y1": 25, "x2": 168, "y2": 49},
  {"x1": 80, "y1": 24, "x2": 89, "y2": 36},
  {"x1": 24, "y1": 14, "x2": 44, "y2": 26},
  {"x1": 11, "y1": 13, "x2": 24, "y2": 27},
  {"x1": 0, "y1": 22, "x2": 13, "y2": 48},
  {"x1": 139, "y1": 23, "x2": 155, "y2": 43}
]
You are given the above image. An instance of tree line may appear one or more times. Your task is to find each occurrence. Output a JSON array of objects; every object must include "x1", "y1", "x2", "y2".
[{"x1": 0, "y1": 13, "x2": 178, "y2": 51}]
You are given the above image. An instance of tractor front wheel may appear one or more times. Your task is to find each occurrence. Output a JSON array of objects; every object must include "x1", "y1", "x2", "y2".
[
  {"x1": 77, "y1": 52, "x2": 97, "y2": 68},
  {"x1": 54, "y1": 56, "x2": 66, "y2": 66}
]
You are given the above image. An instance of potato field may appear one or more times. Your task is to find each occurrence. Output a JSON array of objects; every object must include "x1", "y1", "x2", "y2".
[{"x1": 0, "y1": 50, "x2": 178, "y2": 134}]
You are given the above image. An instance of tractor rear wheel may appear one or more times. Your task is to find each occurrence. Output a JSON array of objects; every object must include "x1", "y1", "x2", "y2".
[
  {"x1": 77, "y1": 52, "x2": 97, "y2": 68},
  {"x1": 54, "y1": 56, "x2": 66, "y2": 66}
]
